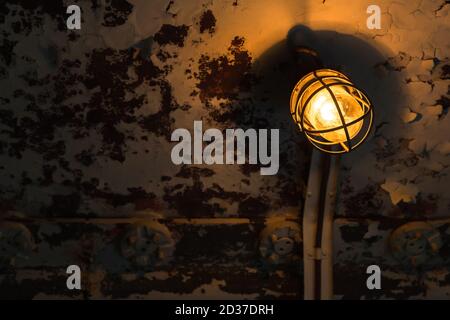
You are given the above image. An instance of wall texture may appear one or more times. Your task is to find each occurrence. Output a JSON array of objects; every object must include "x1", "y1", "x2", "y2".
[{"x1": 0, "y1": 0, "x2": 448, "y2": 299}]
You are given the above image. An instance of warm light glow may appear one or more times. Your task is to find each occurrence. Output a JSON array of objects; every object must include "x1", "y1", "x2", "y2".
[
  {"x1": 307, "y1": 87, "x2": 364, "y2": 143},
  {"x1": 290, "y1": 69, "x2": 373, "y2": 154}
]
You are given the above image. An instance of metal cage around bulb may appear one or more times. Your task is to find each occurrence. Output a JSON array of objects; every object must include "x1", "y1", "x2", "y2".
[{"x1": 290, "y1": 69, "x2": 373, "y2": 154}]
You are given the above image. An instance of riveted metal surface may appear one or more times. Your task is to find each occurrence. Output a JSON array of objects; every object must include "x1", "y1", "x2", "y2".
[{"x1": 0, "y1": 0, "x2": 448, "y2": 300}]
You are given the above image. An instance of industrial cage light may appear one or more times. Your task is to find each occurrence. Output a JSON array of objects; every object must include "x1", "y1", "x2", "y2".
[
  {"x1": 288, "y1": 57, "x2": 374, "y2": 299},
  {"x1": 290, "y1": 69, "x2": 373, "y2": 153}
]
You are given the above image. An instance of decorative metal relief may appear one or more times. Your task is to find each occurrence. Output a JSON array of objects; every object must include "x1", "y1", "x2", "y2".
[
  {"x1": 389, "y1": 222, "x2": 442, "y2": 270},
  {"x1": 0, "y1": 222, "x2": 34, "y2": 269},
  {"x1": 120, "y1": 221, "x2": 175, "y2": 268},
  {"x1": 259, "y1": 220, "x2": 302, "y2": 265}
]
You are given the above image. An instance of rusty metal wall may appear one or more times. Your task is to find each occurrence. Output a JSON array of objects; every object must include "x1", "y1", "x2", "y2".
[{"x1": 0, "y1": 0, "x2": 449, "y2": 299}]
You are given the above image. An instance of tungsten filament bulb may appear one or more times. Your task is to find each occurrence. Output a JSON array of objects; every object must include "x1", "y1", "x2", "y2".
[{"x1": 290, "y1": 69, "x2": 373, "y2": 154}]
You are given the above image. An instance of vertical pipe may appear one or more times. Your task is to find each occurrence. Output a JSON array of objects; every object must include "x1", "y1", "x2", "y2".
[
  {"x1": 302, "y1": 149, "x2": 325, "y2": 300},
  {"x1": 289, "y1": 36, "x2": 326, "y2": 300},
  {"x1": 320, "y1": 155, "x2": 340, "y2": 300}
]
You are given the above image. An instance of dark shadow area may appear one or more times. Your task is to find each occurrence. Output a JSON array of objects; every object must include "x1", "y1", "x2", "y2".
[{"x1": 252, "y1": 24, "x2": 406, "y2": 160}]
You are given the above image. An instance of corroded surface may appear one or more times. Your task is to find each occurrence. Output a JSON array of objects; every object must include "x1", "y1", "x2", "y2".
[{"x1": 0, "y1": 0, "x2": 449, "y2": 299}]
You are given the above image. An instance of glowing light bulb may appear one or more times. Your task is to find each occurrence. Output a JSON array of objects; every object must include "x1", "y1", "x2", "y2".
[
  {"x1": 307, "y1": 87, "x2": 364, "y2": 143},
  {"x1": 312, "y1": 92, "x2": 341, "y2": 125},
  {"x1": 290, "y1": 69, "x2": 374, "y2": 153}
]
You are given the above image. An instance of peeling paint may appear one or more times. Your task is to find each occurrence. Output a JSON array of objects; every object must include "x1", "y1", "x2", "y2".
[{"x1": 0, "y1": 0, "x2": 448, "y2": 299}]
